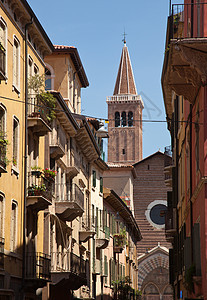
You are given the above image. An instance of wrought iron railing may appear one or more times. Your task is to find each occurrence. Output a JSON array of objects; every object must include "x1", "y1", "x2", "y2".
[
  {"x1": 27, "y1": 172, "x2": 53, "y2": 201},
  {"x1": 0, "y1": 43, "x2": 6, "y2": 77},
  {"x1": 28, "y1": 95, "x2": 51, "y2": 126},
  {"x1": 70, "y1": 252, "x2": 87, "y2": 280},
  {"x1": 172, "y1": 3, "x2": 207, "y2": 39},
  {"x1": 26, "y1": 252, "x2": 51, "y2": 281}
]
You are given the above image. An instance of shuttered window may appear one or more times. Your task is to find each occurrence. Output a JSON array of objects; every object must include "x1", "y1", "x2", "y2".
[
  {"x1": 10, "y1": 201, "x2": 17, "y2": 252},
  {"x1": 13, "y1": 117, "x2": 19, "y2": 166},
  {"x1": 13, "y1": 37, "x2": 20, "y2": 90}
]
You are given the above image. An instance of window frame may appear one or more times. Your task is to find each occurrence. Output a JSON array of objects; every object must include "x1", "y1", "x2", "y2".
[
  {"x1": 0, "y1": 17, "x2": 7, "y2": 79},
  {"x1": 12, "y1": 35, "x2": 20, "y2": 93}
]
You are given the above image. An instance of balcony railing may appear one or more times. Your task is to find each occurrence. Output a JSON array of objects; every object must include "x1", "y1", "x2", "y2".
[
  {"x1": 28, "y1": 95, "x2": 51, "y2": 126},
  {"x1": 56, "y1": 183, "x2": 84, "y2": 208},
  {"x1": 27, "y1": 172, "x2": 53, "y2": 201},
  {"x1": 0, "y1": 237, "x2": 4, "y2": 269},
  {"x1": 0, "y1": 43, "x2": 6, "y2": 80},
  {"x1": 70, "y1": 252, "x2": 87, "y2": 279},
  {"x1": 51, "y1": 251, "x2": 70, "y2": 272},
  {"x1": 172, "y1": 3, "x2": 207, "y2": 39},
  {"x1": 26, "y1": 252, "x2": 51, "y2": 281}
]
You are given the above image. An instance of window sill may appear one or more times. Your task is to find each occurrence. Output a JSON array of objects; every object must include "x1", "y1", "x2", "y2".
[
  {"x1": 12, "y1": 84, "x2": 20, "y2": 96},
  {"x1": 11, "y1": 165, "x2": 19, "y2": 178}
]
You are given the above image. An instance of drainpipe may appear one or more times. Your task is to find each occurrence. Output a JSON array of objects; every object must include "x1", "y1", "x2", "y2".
[
  {"x1": 190, "y1": 104, "x2": 194, "y2": 264},
  {"x1": 22, "y1": 17, "x2": 33, "y2": 298}
]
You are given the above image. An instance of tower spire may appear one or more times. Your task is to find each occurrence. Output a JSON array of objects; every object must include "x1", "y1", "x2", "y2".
[{"x1": 113, "y1": 42, "x2": 137, "y2": 95}]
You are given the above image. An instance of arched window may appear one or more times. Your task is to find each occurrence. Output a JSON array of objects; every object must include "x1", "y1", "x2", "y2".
[
  {"x1": 45, "y1": 67, "x2": 52, "y2": 90},
  {"x1": 0, "y1": 17, "x2": 7, "y2": 79},
  {"x1": 45, "y1": 63, "x2": 55, "y2": 91},
  {"x1": 128, "y1": 111, "x2": 133, "y2": 127},
  {"x1": 121, "y1": 112, "x2": 126, "y2": 127},
  {"x1": 115, "y1": 112, "x2": 120, "y2": 127}
]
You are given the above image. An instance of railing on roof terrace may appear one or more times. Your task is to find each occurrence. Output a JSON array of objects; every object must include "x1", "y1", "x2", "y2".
[
  {"x1": 172, "y1": 3, "x2": 207, "y2": 39},
  {"x1": 106, "y1": 95, "x2": 142, "y2": 102}
]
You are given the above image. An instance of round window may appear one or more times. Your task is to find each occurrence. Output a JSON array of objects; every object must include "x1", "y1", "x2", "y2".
[
  {"x1": 150, "y1": 204, "x2": 167, "y2": 225},
  {"x1": 145, "y1": 200, "x2": 167, "y2": 229}
]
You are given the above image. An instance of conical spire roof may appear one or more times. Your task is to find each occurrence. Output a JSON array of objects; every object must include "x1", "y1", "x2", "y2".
[{"x1": 113, "y1": 43, "x2": 137, "y2": 95}]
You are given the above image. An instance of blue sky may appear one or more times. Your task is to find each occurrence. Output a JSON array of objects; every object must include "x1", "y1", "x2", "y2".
[{"x1": 28, "y1": 0, "x2": 183, "y2": 158}]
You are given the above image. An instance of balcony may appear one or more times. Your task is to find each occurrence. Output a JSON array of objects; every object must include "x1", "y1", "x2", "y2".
[
  {"x1": 96, "y1": 226, "x2": 110, "y2": 250},
  {"x1": 67, "y1": 150, "x2": 80, "y2": 178},
  {"x1": 0, "y1": 43, "x2": 6, "y2": 81},
  {"x1": 51, "y1": 252, "x2": 89, "y2": 290},
  {"x1": 165, "y1": 208, "x2": 176, "y2": 242},
  {"x1": 163, "y1": 3, "x2": 207, "y2": 105},
  {"x1": 26, "y1": 252, "x2": 50, "y2": 288},
  {"x1": 50, "y1": 127, "x2": 65, "y2": 160},
  {"x1": 55, "y1": 183, "x2": 84, "y2": 222},
  {"x1": 113, "y1": 233, "x2": 126, "y2": 253},
  {"x1": 0, "y1": 237, "x2": 4, "y2": 270},
  {"x1": 27, "y1": 96, "x2": 52, "y2": 136},
  {"x1": 27, "y1": 172, "x2": 53, "y2": 212},
  {"x1": 0, "y1": 135, "x2": 7, "y2": 174},
  {"x1": 79, "y1": 217, "x2": 96, "y2": 243}
]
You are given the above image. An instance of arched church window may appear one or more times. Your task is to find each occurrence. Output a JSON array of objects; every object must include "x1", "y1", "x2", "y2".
[
  {"x1": 45, "y1": 67, "x2": 52, "y2": 90},
  {"x1": 128, "y1": 111, "x2": 133, "y2": 127},
  {"x1": 121, "y1": 112, "x2": 126, "y2": 127},
  {"x1": 115, "y1": 112, "x2": 120, "y2": 127}
]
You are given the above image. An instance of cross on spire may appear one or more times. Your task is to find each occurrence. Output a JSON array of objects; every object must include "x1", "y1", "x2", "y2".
[{"x1": 122, "y1": 31, "x2": 127, "y2": 45}]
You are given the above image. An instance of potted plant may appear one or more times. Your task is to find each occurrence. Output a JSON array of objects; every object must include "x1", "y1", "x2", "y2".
[
  {"x1": 31, "y1": 166, "x2": 42, "y2": 177},
  {"x1": 28, "y1": 184, "x2": 46, "y2": 196},
  {"x1": 113, "y1": 229, "x2": 127, "y2": 252},
  {"x1": 42, "y1": 168, "x2": 57, "y2": 180}
]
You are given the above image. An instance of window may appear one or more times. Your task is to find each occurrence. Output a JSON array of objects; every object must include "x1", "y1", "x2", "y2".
[
  {"x1": 121, "y1": 112, "x2": 126, "y2": 127},
  {"x1": 13, "y1": 117, "x2": 19, "y2": 167},
  {"x1": 34, "y1": 63, "x2": 39, "y2": 75},
  {"x1": 13, "y1": 36, "x2": 20, "y2": 91},
  {"x1": 45, "y1": 64, "x2": 54, "y2": 91},
  {"x1": 0, "y1": 103, "x2": 6, "y2": 133},
  {"x1": 45, "y1": 67, "x2": 51, "y2": 90},
  {"x1": 0, "y1": 18, "x2": 7, "y2": 78},
  {"x1": 100, "y1": 176, "x2": 103, "y2": 194},
  {"x1": 128, "y1": 111, "x2": 133, "y2": 127},
  {"x1": 10, "y1": 200, "x2": 18, "y2": 252},
  {"x1": 195, "y1": 104, "x2": 199, "y2": 171},
  {"x1": 115, "y1": 112, "x2": 120, "y2": 127},
  {"x1": 92, "y1": 170, "x2": 96, "y2": 187}
]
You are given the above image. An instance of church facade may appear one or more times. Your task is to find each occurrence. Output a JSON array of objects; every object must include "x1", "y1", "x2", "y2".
[{"x1": 104, "y1": 40, "x2": 173, "y2": 299}]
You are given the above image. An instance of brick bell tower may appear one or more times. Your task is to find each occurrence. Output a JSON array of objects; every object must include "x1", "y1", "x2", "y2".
[{"x1": 107, "y1": 40, "x2": 144, "y2": 163}]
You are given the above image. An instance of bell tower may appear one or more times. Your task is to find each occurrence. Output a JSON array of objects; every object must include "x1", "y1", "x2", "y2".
[{"x1": 107, "y1": 41, "x2": 144, "y2": 164}]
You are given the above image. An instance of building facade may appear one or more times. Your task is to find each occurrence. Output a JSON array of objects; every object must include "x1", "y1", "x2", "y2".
[
  {"x1": 0, "y1": 0, "x2": 53, "y2": 298},
  {"x1": 162, "y1": 1, "x2": 207, "y2": 298}
]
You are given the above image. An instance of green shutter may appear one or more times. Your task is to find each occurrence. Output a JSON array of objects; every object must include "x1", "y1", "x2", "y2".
[
  {"x1": 100, "y1": 176, "x2": 103, "y2": 193},
  {"x1": 93, "y1": 170, "x2": 96, "y2": 187}
]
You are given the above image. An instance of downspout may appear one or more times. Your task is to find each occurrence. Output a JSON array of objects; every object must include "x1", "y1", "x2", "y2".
[
  {"x1": 190, "y1": 104, "x2": 194, "y2": 264},
  {"x1": 22, "y1": 17, "x2": 33, "y2": 297}
]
